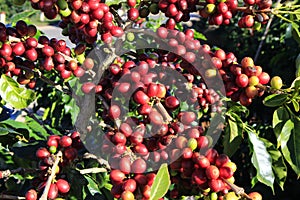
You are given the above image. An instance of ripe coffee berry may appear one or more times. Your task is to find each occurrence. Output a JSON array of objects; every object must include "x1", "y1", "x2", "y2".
[
  {"x1": 122, "y1": 179, "x2": 137, "y2": 192},
  {"x1": 131, "y1": 158, "x2": 147, "y2": 173},
  {"x1": 25, "y1": 189, "x2": 37, "y2": 200},
  {"x1": 36, "y1": 147, "x2": 50, "y2": 159},
  {"x1": 110, "y1": 170, "x2": 125, "y2": 182},
  {"x1": 219, "y1": 166, "x2": 234, "y2": 179},
  {"x1": 127, "y1": 0, "x2": 136, "y2": 7},
  {"x1": 248, "y1": 192, "x2": 263, "y2": 200},
  {"x1": 56, "y1": 179, "x2": 70, "y2": 194},
  {"x1": 48, "y1": 183, "x2": 58, "y2": 199},
  {"x1": 64, "y1": 147, "x2": 78, "y2": 160},
  {"x1": 241, "y1": 57, "x2": 254, "y2": 68},
  {"x1": 215, "y1": 154, "x2": 230, "y2": 167},
  {"x1": 59, "y1": 136, "x2": 72, "y2": 148},
  {"x1": 208, "y1": 178, "x2": 224, "y2": 192},
  {"x1": 121, "y1": 191, "x2": 135, "y2": 200},
  {"x1": 206, "y1": 165, "x2": 220, "y2": 179},
  {"x1": 128, "y1": 8, "x2": 139, "y2": 21}
]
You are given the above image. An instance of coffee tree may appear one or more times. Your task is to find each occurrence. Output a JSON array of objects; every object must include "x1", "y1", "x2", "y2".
[{"x1": 0, "y1": 0, "x2": 299, "y2": 199}]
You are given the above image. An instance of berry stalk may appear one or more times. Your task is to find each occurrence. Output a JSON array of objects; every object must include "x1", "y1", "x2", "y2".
[{"x1": 39, "y1": 150, "x2": 63, "y2": 200}]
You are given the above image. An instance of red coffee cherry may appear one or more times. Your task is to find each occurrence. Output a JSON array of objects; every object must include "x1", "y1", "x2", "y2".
[
  {"x1": 59, "y1": 136, "x2": 72, "y2": 148},
  {"x1": 48, "y1": 183, "x2": 58, "y2": 199},
  {"x1": 25, "y1": 189, "x2": 37, "y2": 200},
  {"x1": 56, "y1": 179, "x2": 70, "y2": 194},
  {"x1": 36, "y1": 147, "x2": 50, "y2": 159},
  {"x1": 206, "y1": 165, "x2": 220, "y2": 179},
  {"x1": 131, "y1": 158, "x2": 147, "y2": 173},
  {"x1": 110, "y1": 169, "x2": 125, "y2": 182},
  {"x1": 122, "y1": 179, "x2": 137, "y2": 192}
]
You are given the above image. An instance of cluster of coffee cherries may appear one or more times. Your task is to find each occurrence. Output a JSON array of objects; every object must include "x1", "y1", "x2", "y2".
[
  {"x1": 24, "y1": 132, "x2": 82, "y2": 200},
  {"x1": 133, "y1": 0, "x2": 160, "y2": 19},
  {"x1": 29, "y1": 0, "x2": 62, "y2": 19},
  {"x1": 107, "y1": 149, "x2": 238, "y2": 200},
  {"x1": 0, "y1": 21, "x2": 87, "y2": 88},
  {"x1": 158, "y1": 0, "x2": 198, "y2": 23},
  {"x1": 204, "y1": 46, "x2": 270, "y2": 105},
  {"x1": 126, "y1": 0, "x2": 159, "y2": 22},
  {"x1": 182, "y1": 38, "x2": 271, "y2": 106},
  {"x1": 30, "y1": 0, "x2": 124, "y2": 44},
  {"x1": 198, "y1": 0, "x2": 272, "y2": 27},
  {"x1": 169, "y1": 149, "x2": 237, "y2": 199},
  {"x1": 221, "y1": 56, "x2": 270, "y2": 106},
  {"x1": 155, "y1": 27, "x2": 272, "y2": 106},
  {"x1": 199, "y1": 0, "x2": 238, "y2": 25},
  {"x1": 75, "y1": 33, "x2": 241, "y2": 200},
  {"x1": 100, "y1": 116, "x2": 237, "y2": 199},
  {"x1": 238, "y1": 0, "x2": 272, "y2": 28}
]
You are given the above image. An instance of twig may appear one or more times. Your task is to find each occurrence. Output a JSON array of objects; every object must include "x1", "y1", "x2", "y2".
[
  {"x1": 39, "y1": 151, "x2": 63, "y2": 200},
  {"x1": 99, "y1": 120, "x2": 115, "y2": 131},
  {"x1": 255, "y1": 83, "x2": 283, "y2": 94},
  {"x1": 96, "y1": 94, "x2": 109, "y2": 110},
  {"x1": 155, "y1": 101, "x2": 173, "y2": 123},
  {"x1": 82, "y1": 153, "x2": 110, "y2": 170},
  {"x1": 235, "y1": 7, "x2": 272, "y2": 14},
  {"x1": 196, "y1": 2, "x2": 272, "y2": 14},
  {"x1": 16, "y1": 64, "x2": 72, "y2": 96},
  {"x1": 75, "y1": 45, "x2": 117, "y2": 135},
  {"x1": 253, "y1": 14, "x2": 274, "y2": 62},
  {"x1": 254, "y1": 0, "x2": 281, "y2": 62},
  {"x1": 57, "y1": 51, "x2": 77, "y2": 63},
  {"x1": 110, "y1": 7, "x2": 124, "y2": 27},
  {"x1": 79, "y1": 167, "x2": 107, "y2": 174},
  {"x1": 221, "y1": 178, "x2": 252, "y2": 200},
  {"x1": 0, "y1": 168, "x2": 38, "y2": 179},
  {"x1": 0, "y1": 194, "x2": 25, "y2": 200}
]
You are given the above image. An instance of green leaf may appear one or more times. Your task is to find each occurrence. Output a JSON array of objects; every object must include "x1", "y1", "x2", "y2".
[
  {"x1": 226, "y1": 112, "x2": 244, "y2": 141},
  {"x1": 194, "y1": 31, "x2": 207, "y2": 41},
  {"x1": 104, "y1": 0, "x2": 126, "y2": 6},
  {"x1": 25, "y1": 117, "x2": 48, "y2": 140},
  {"x1": 100, "y1": 188, "x2": 114, "y2": 200},
  {"x1": 262, "y1": 138, "x2": 287, "y2": 190},
  {"x1": 223, "y1": 111, "x2": 244, "y2": 156},
  {"x1": 227, "y1": 101, "x2": 249, "y2": 116},
  {"x1": 10, "y1": 10, "x2": 38, "y2": 24},
  {"x1": 228, "y1": 119, "x2": 238, "y2": 142},
  {"x1": 0, "y1": 74, "x2": 36, "y2": 109},
  {"x1": 65, "y1": 98, "x2": 80, "y2": 125},
  {"x1": 248, "y1": 132, "x2": 275, "y2": 192},
  {"x1": 291, "y1": 22, "x2": 300, "y2": 40},
  {"x1": 273, "y1": 107, "x2": 289, "y2": 129},
  {"x1": 150, "y1": 163, "x2": 171, "y2": 200},
  {"x1": 272, "y1": 106, "x2": 289, "y2": 146},
  {"x1": 0, "y1": 126, "x2": 9, "y2": 135},
  {"x1": 68, "y1": 169, "x2": 87, "y2": 199},
  {"x1": 84, "y1": 175, "x2": 101, "y2": 195},
  {"x1": 0, "y1": 145, "x2": 14, "y2": 167},
  {"x1": 223, "y1": 125, "x2": 242, "y2": 157},
  {"x1": 290, "y1": 76, "x2": 300, "y2": 89},
  {"x1": 296, "y1": 53, "x2": 300, "y2": 78},
  {"x1": 280, "y1": 119, "x2": 300, "y2": 176},
  {"x1": 1, "y1": 119, "x2": 29, "y2": 130},
  {"x1": 0, "y1": 120, "x2": 28, "y2": 136},
  {"x1": 263, "y1": 94, "x2": 289, "y2": 107},
  {"x1": 292, "y1": 99, "x2": 299, "y2": 112}
]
